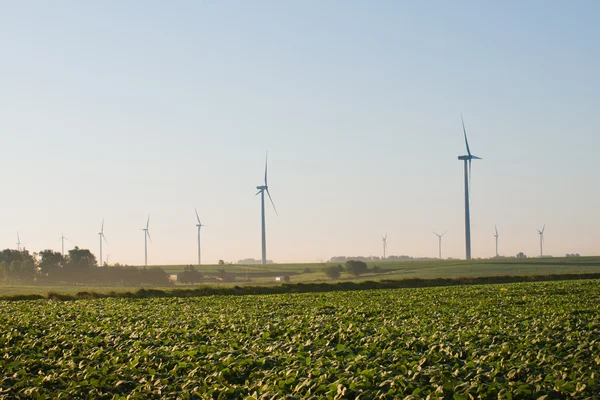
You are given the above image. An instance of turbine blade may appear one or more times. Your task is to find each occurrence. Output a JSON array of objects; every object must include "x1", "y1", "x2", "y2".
[
  {"x1": 461, "y1": 114, "x2": 471, "y2": 156},
  {"x1": 146, "y1": 215, "x2": 150, "y2": 230},
  {"x1": 495, "y1": 225, "x2": 498, "y2": 235},
  {"x1": 264, "y1": 151, "x2": 268, "y2": 186},
  {"x1": 542, "y1": 224, "x2": 545, "y2": 234},
  {"x1": 101, "y1": 218, "x2": 104, "y2": 233},
  {"x1": 266, "y1": 188, "x2": 278, "y2": 215},
  {"x1": 102, "y1": 234, "x2": 108, "y2": 245},
  {"x1": 195, "y1": 208, "x2": 201, "y2": 224},
  {"x1": 256, "y1": 189, "x2": 262, "y2": 196},
  {"x1": 147, "y1": 230, "x2": 152, "y2": 243},
  {"x1": 442, "y1": 231, "x2": 447, "y2": 236}
]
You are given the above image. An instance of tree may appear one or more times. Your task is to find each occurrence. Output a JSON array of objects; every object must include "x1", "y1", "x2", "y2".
[
  {"x1": 38, "y1": 250, "x2": 64, "y2": 275},
  {"x1": 20, "y1": 259, "x2": 35, "y2": 282},
  {"x1": 345, "y1": 260, "x2": 368, "y2": 277},
  {"x1": 324, "y1": 265, "x2": 342, "y2": 280},
  {"x1": 0, "y1": 249, "x2": 35, "y2": 268},
  {"x1": 67, "y1": 247, "x2": 97, "y2": 269},
  {"x1": 0, "y1": 261, "x2": 6, "y2": 282},
  {"x1": 218, "y1": 259, "x2": 225, "y2": 266},
  {"x1": 9, "y1": 260, "x2": 21, "y2": 277},
  {"x1": 179, "y1": 265, "x2": 203, "y2": 284}
]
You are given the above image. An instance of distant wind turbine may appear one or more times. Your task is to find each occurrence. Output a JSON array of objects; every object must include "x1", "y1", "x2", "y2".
[
  {"x1": 60, "y1": 233, "x2": 70, "y2": 256},
  {"x1": 256, "y1": 152, "x2": 278, "y2": 265},
  {"x1": 194, "y1": 209, "x2": 206, "y2": 265},
  {"x1": 494, "y1": 225, "x2": 499, "y2": 257},
  {"x1": 143, "y1": 215, "x2": 151, "y2": 266},
  {"x1": 16, "y1": 232, "x2": 21, "y2": 252},
  {"x1": 98, "y1": 219, "x2": 108, "y2": 266},
  {"x1": 537, "y1": 225, "x2": 545, "y2": 257},
  {"x1": 433, "y1": 231, "x2": 446, "y2": 260},
  {"x1": 458, "y1": 115, "x2": 482, "y2": 260},
  {"x1": 382, "y1": 234, "x2": 388, "y2": 259}
]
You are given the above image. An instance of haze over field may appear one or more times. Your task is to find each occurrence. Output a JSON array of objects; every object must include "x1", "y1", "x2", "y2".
[{"x1": 1, "y1": 1, "x2": 598, "y2": 265}]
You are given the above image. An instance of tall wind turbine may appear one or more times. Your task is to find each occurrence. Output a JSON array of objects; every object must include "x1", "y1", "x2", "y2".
[
  {"x1": 98, "y1": 219, "x2": 108, "y2": 266},
  {"x1": 16, "y1": 232, "x2": 21, "y2": 251},
  {"x1": 60, "y1": 233, "x2": 70, "y2": 256},
  {"x1": 142, "y1": 215, "x2": 151, "y2": 266},
  {"x1": 458, "y1": 115, "x2": 482, "y2": 260},
  {"x1": 433, "y1": 231, "x2": 446, "y2": 260},
  {"x1": 494, "y1": 225, "x2": 499, "y2": 257},
  {"x1": 194, "y1": 209, "x2": 206, "y2": 266},
  {"x1": 537, "y1": 225, "x2": 545, "y2": 257},
  {"x1": 382, "y1": 234, "x2": 388, "y2": 260},
  {"x1": 256, "y1": 152, "x2": 278, "y2": 265}
]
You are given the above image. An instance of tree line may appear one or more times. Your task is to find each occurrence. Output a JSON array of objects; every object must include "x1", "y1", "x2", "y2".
[{"x1": 0, "y1": 248, "x2": 171, "y2": 286}]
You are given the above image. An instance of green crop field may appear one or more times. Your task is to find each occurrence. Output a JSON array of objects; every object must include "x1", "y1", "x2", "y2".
[{"x1": 1, "y1": 279, "x2": 599, "y2": 398}]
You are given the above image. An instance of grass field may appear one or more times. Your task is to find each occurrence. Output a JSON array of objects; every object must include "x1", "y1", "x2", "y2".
[
  {"x1": 1, "y1": 256, "x2": 599, "y2": 297},
  {"x1": 1, "y1": 279, "x2": 599, "y2": 398}
]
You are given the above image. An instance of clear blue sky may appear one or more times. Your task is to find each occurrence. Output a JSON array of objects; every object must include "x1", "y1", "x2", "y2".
[{"x1": 1, "y1": 1, "x2": 598, "y2": 265}]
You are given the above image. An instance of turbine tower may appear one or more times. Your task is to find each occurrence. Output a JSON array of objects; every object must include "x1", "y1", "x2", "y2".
[
  {"x1": 382, "y1": 234, "x2": 388, "y2": 260},
  {"x1": 98, "y1": 219, "x2": 108, "y2": 266},
  {"x1": 494, "y1": 225, "x2": 499, "y2": 257},
  {"x1": 256, "y1": 152, "x2": 278, "y2": 265},
  {"x1": 537, "y1": 225, "x2": 545, "y2": 257},
  {"x1": 16, "y1": 232, "x2": 21, "y2": 251},
  {"x1": 457, "y1": 115, "x2": 481, "y2": 260},
  {"x1": 433, "y1": 231, "x2": 446, "y2": 260},
  {"x1": 194, "y1": 209, "x2": 206, "y2": 265},
  {"x1": 60, "y1": 233, "x2": 70, "y2": 256},
  {"x1": 142, "y1": 215, "x2": 151, "y2": 266}
]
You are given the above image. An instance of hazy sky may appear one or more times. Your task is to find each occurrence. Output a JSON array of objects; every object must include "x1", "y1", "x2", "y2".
[{"x1": 1, "y1": 1, "x2": 599, "y2": 265}]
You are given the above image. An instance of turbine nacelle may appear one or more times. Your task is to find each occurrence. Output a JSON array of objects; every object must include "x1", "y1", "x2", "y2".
[{"x1": 458, "y1": 155, "x2": 482, "y2": 160}]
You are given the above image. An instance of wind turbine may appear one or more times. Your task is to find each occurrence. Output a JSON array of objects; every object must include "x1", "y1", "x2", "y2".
[
  {"x1": 457, "y1": 115, "x2": 482, "y2": 260},
  {"x1": 256, "y1": 152, "x2": 278, "y2": 265},
  {"x1": 194, "y1": 209, "x2": 206, "y2": 266},
  {"x1": 98, "y1": 219, "x2": 108, "y2": 266},
  {"x1": 537, "y1": 225, "x2": 545, "y2": 257},
  {"x1": 494, "y1": 225, "x2": 499, "y2": 257},
  {"x1": 60, "y1": 233, "x2": 70, "y2": 256},
  {"x1": 433, "y1": 231, "x2": 446, "y2": 260},
  {"x1": 16, "y1": 232, "x2": 21, "y2": 251},
  {"x1": 142, "y1": 215, "x2": 151, "y2": 266},
  {"x1": 382, "y1": 234, "x2": 388, "y2": 260}
]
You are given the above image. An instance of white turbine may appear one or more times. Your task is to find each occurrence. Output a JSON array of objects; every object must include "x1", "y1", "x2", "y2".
[
  {"x1": 256, "y1": 152, "x2": 278, "y2": 265},
  {"x1": 194, "y1": 209, "x2": 206, "y2": 266},
  {"x1": 60, "y1": 233, "x2": 71, "y2": 256},
  {"x1": 494, "y1": 225, "x2": 499, "y2": 258},
  {"x1": 458, "y1": 115, "x2": 481, "y2": 260},
  {"x1": 143, "y1": 215, "x2": 151, "y2": 266},
  {"x1": 16, "y1": 232, "x2": 21, "y2": 252},
  {"x1": 98, "y1": 219, "x2": 108, "y2": 266},
  {"x1": 433, "y1": 231, "x2": 446, "y2": 260},
  {"x1": 382, "y1": 234, "x2": 388, "y2": 260},
  {"x1": 537, "y1": 225, "x2": 545, "y2": 257}
]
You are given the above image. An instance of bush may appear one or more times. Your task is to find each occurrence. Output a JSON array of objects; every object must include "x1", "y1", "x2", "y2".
[
  {"x1": 324, "y1": 266, "x2": 341, "y2": 280},
  {"x1": 345, "y1": 260, "x2": 368, "y2": 277}
]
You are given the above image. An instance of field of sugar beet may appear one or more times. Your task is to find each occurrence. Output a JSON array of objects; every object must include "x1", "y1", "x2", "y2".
[{"x1": 1, "y1": 279, "x2": 599, "y2": 399}]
